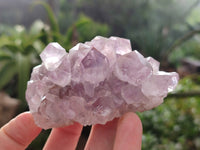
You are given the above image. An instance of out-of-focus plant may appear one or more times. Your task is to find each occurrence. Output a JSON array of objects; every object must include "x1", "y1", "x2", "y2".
[
  {"x1": 0, "y1": 21, "x2": 47, "y2": 103},
  {"x1": 139, "y1": 76, "x2": 200, "y2": 150},
  {"x1": 59, "y1": 0, "x2": 78, "y2": 32},
  {"x1": 64, "y1": 0, "x2": 200, "y2": 61},
  {"x1": 36, "y1": 1, "x2": 110, "y2": 49},
  {"x1": 166, "y1": 4, "x2": 200, "y2": 65},
  {"x1": 65, "y1": 14, "x2": 110, "y2": 49},
  {"x1": 0, "y1": 1, "x2": 62, "y2": 103},
  {"x1": 169, "y1": 37, "x2": 200, "y2": 66}
]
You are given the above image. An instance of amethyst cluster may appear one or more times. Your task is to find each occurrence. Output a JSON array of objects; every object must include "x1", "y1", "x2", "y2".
[{"x1": 26, "y1": 36, "x2": 179, "y2": 129}]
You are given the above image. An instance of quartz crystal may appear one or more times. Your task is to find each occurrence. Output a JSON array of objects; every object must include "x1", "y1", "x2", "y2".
[{"x1": 26, "y1": 36, "x2": 179, "y2": 129}]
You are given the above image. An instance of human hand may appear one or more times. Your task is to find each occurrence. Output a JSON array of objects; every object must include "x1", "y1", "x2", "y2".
[{"x1": 0, "y1": 112, "x2": 142, "y2": 150}]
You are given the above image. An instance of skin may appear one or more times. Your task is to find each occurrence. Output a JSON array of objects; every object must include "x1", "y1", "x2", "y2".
[{"x1": 0, "y1": 112, "x2": 142, "y2": 150}]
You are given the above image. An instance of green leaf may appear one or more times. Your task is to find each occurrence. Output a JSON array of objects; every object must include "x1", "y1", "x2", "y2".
[
  {"x1": 0, "y1": 51, "x2": 12, "y2": 61},
  {"x1": 0, "y1": 35, "x2": 11, "y2": 47},
  {"x1": 0, "y1": 61, "x2": 17, "y2": 90},
  {"x1": 75, "y1": 15, "x2": 91, "y2": 28},
  {"x1": 16, "y1": 53, "x2": 31, "y2": 101},
  {"x1": 23, "y1": 44, "x2": 37, "y2": 55},
  {"x1": 32, "y1": 40, "x2": 45, "y2": 54},
  {"x1": 32, "y1": 1, "x2": 59, "y2": 34},
  {"x1": 1, "y1": 44, "x2": 21, "y2": 53},
  {"x1": 0, "y1": 55, "x2": 12, "y2": 61}
]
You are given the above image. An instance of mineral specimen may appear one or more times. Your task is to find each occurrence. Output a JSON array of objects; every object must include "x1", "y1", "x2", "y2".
[{"x1": 26, "y1": 36, "x2": 179, "y2": 129}]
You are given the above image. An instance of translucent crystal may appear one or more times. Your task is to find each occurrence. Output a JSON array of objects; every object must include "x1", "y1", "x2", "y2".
[
  {"x1": 40, "y1": 42, "x2": 66, "y2": 71},
  {"x1": 26, "y1": 36, "x2": 179, "y2": 129}
]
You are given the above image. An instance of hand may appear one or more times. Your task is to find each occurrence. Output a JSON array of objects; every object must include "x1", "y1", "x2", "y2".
[{"x1": 0, "y1": 112, "x2": 142, "y2": 150}]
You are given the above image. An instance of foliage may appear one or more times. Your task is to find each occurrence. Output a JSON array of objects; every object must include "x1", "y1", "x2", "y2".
[
  {"x1": 65, "y1": 14, "x2": 110, "y2": 49},
  {"x1": 61, "y1": 0, "x2": 200, "y2": 60},
  {"x1": 139, "y1": 76, "x2": 200, "y2": 150},
  {"x1": 59, "y1": 0, "x2": 78, "y2": 32},
  {"x1": 186, "y1": 5, "x2": 200, "y2": 28},
  {"x1": 169, "y1": 35, "x2": 200, "y2": 66},
  {"x1": 0, "y1": 23, "x2": 46, "y2": 102}
]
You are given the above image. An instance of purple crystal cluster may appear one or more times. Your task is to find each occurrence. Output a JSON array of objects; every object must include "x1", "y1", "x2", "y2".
[{"x1": 26, "y1": 36, "x2": 179, "y2": 129}]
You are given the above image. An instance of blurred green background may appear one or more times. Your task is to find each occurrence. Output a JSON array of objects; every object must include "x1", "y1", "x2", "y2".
[{"x1": 0, "y1": 0, "x2": 200, "y2": 149}]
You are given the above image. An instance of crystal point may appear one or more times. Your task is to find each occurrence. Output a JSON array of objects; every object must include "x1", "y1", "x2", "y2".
[
  {"x1": 26, "y1": 36, "x2": 179, "y2": 129},
  {"x1": 40, "y1": 42, "x2": 66, "y2": 71}
]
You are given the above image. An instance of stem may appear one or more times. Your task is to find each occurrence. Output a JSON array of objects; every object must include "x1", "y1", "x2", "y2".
[
  {"x1": 167, "y1": 91, "x2": 200, "y2": 98},
  {"x1": 163, "y1": 29, "x2": 200, "y2": 61}
]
